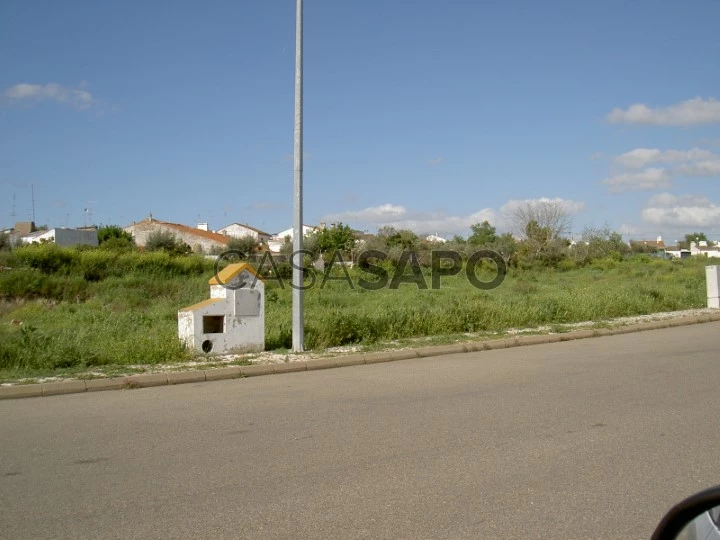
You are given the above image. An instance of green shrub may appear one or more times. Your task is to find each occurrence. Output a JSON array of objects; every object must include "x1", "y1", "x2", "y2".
[
  {"x1": 145, "y1": 230, "x2": 191, "y2": 255},
  {"x1": 100, "y1": 237, "x2": 136, "y2": 252},
  {"x1": 78, "y1": 250, "x2": 118, "y2": 281},
  {"x1": 556, "y1": 259, "x2": 576, "y2": 272},
  {"x1": 98, "y1": 225, "x2": 134, "y2": 245},
  {"x1": 227, "y1": 235, "x2": 259, "y2": 256},
  {"x1": 0, "y1": 232, "x2": 11, "y2": 251},
  {"x1": 274, "y1": 262, "x2": 293, "y2": 279},
  {"x1": 0, "y1": 269, "x2": 89, "y2": 301},
  {"x1": 13, "y1": 244, "x2": 79, "y2": 274}
]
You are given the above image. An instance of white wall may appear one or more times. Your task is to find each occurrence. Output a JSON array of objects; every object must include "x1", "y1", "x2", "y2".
[
  {"x1": 23, "y1": 228, "x2": 98, "y2": 247},
  {"x1": 217, "y1": 223, "x2": 270, "y2": 242},
  {"x1": 274, "y1": 225, "x2": 317, "y2": 240}
]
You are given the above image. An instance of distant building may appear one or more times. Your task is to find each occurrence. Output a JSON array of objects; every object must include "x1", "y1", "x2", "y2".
[
  {"x1": 22, "y1": 228, "x2": 98, "y2": 247},
  {"x1": 217, "y1": 223, "x2": 272, "y2": 243},
  {"x1": 268, "y1": 224, "x2": 320, "y2": 253},
  {"x1": 274, "y1": 224, "x2": 319, "y2": 240},
  {"x1": 690, "y1": 240, "x2": 720, "y2": 258},
  {"x1": 629, "y1": 235, "x2": 666, "y2": 250},
  {"x1": 425, "y1": 234, "x2": 448, "y2": 243},
  {"x1": 354, "y1": 231, "x2": 376, "y2": 247},
  {"x1": 14, "y1": 221, "x2": 37, "y2": 236},
  {"x1": 656, "y1": 238, "x2": 720, "y2": 259},
  {"x1": 124, "y1": 216, "x2": 229, "y2": 253}
]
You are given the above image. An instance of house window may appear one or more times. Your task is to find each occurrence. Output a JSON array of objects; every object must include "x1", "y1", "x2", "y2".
[{"x1": 203, "y1": 315, "x2": 224, "y2": 334}]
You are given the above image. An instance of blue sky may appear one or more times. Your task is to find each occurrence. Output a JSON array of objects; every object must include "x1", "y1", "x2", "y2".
[{"x1": 2, "y1": 0, "x2": 720, "y2": 242}]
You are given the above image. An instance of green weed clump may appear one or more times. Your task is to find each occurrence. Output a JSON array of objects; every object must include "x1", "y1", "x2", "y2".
[{"x1": 0, "y1": 270, "x2": 90, "y2": 301}]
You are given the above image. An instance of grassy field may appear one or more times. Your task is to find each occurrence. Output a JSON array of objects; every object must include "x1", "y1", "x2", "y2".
[{"x1": 0, "y1": 246, "x2": 710, "y2": 382}]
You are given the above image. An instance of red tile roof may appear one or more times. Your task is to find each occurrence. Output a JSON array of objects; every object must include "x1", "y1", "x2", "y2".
[
  {"x1": 134, "y1": 218, "x2": 230, "y2": 244},
  {"x1": 631, "y1": 239, "x2": 666, "y2": 249}
]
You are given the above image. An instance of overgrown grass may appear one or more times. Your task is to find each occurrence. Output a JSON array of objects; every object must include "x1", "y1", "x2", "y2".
[
  {"x1": 0, "y1": 250, "x2": 711, "y2": 381},
  {"x1": 275, "y1": 256, "x2": 706, "y2": 349}
]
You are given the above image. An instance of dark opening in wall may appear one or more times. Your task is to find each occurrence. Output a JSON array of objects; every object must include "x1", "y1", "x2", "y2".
[{"x1": 203, "y1": 315, "x2": 224, "y2": 334}]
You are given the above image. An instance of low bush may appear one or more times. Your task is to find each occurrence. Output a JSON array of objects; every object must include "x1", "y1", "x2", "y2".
[{"x1": 13, "y1": 244, "x2": 79, "y2": 275}]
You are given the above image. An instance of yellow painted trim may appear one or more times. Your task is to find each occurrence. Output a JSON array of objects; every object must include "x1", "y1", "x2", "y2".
[
  {"x1": 208, "y1": 262, "x2": 266, "y2": 285},
  {"x1": 179, "y1": 297, "x2": 222, "y2": 312}
]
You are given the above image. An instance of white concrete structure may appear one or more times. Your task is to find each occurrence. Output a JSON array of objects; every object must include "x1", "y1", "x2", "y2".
[
  {"x1": 22, "y1": 228, "x2": 98, "y2": 247},
  {"x1": 178, "y1": 263, "x2": 265, "y2": 354},
  {"x1": 707, "y1": 265, "x2": 720, "y2": 309},
  {"x1": 217, "y1": 223, "x2": 271, "y2": 243}
]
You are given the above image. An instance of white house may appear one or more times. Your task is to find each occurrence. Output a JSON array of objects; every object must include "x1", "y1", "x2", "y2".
[
  {"x1": 691, "y1": 241, "x2": 720, "y2": 258},
  {"x1": 217, "y1": 223, "x2": 271, "y2": 243},
  {"x1": 665, "y1": 240, "x2": 720, "y2": 259},
  {"x1": 274, "y1": 224, "x2": 319, "y2": 240},
  {"x1": 268, "y1": 224, "x2": 320, "y2": 253},
  {"x1": 22, "y1": 228, "x2": 98, "y2": 247}
]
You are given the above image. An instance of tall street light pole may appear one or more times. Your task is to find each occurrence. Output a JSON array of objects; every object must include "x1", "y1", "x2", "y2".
[{"x1": 292, "y1": 0, "x2": 304, "y2": 352}]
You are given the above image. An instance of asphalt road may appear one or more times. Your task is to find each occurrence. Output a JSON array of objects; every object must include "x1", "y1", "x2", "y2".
[{"x1": 2, "y1": 322, "x2": 720, "y2": 540}]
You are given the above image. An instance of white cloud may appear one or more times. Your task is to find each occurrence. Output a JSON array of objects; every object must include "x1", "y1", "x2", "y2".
[
  {"x1": 675, "y1": 160, "x2": 720, "y2": 177},
  {"x1": 323, "y1": 197, "x2": 585, "y2": 236},
  {"x1": 323, "y1": 204, "x2": 496, "y2": 235},
  {"x1": 642, "y1": 193, "x2": 720, "y2": 227},
  {"x1": 4, "y1": 82, "x2": 96, "y2": 110},
  {"x1": 614, "y1": 148, "x2": 717, "y2": 169},
  {"x1": 327, "y1": 203, "x2": 408, "y2": 223},
  {"x1": 427, "y1": 157, "x2": 443, "y2": 166},
  {"x1": 606, "y1": 97, "x2": 720, "y2": 126},
  {"x1": 602, "y1": 168, "x2": 672, "y2": 193}
]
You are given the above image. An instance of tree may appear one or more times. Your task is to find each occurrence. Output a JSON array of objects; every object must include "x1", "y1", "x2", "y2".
[
  {"x1": 468, "y1": 221, "x2": 498, "y2": 246},
  {"x1": 279, "y1": 235, "x2": 293, "y2": 256},
  {"x1": 679, "y1": 232, "x2": 708, "y2": 249},
  {"x1": 227, "y1": 235, "x2": 259, "y2": 257},
  {"x1": 316, "y1": 223, "x2": 356, "y2": 255},
  {"x1": 145, "y1": 230, "x2": 191, "y2": 255},
  {"x1": 494, "y1": 232, "x2": 518, "y2": 259},
  {"x1": 525, "y1": 220, "x2": 552, "y2": 247},
  {"x1": 509, "y1": 200, "x2": 572, "y2": 250},
  {"x1": 377, "y1": 226, "x2": 417, "y2": 250},
  {"x1": 573, "y1": 226, "x2": 628, "y2": 263},
  {"x1": 451, "y1": 234, "x2": 466, "y2": 244},
  {"x1": 97, "y1": 225, "x2": 135, "y2": 250}
]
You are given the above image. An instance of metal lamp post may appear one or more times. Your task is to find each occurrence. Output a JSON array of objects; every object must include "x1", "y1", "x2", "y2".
[{"x1": 292, "y1": 0, "x2": 304, "y2": 352}]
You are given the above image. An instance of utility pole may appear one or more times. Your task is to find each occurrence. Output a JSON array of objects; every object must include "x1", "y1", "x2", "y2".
[
  {"x1": 31, "y1": 184, "x2": 36, "y2": 223},
  {"x1": 292, "y1": 0, "x2": 304, "y2": 352}
]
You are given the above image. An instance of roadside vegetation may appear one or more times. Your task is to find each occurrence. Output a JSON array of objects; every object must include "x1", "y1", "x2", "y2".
[{"x1": 0, "y1": 217, "x2": 712, "y2": 382}]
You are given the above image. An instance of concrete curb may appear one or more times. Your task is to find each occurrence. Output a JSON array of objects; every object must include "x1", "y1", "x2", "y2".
[{"x1": 2, "y1": 312, "x2": 720, "y2": 401}]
